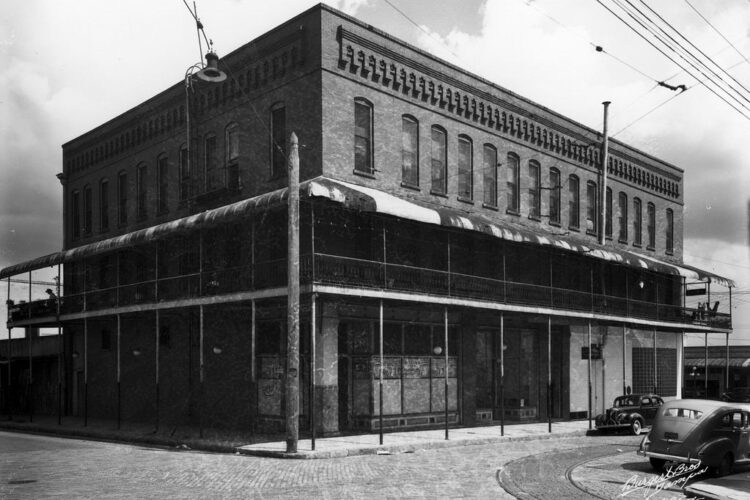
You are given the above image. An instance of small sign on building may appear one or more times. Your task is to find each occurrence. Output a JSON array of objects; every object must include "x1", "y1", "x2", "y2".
[{"x1": 582, "y1": 344, "x2": 602, "y2": 359}]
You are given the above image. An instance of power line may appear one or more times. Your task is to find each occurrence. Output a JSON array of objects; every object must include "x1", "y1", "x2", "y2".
[
  {"x1": 382, "y1": 0, "x2": 461, "y2": 61},
  {"x1": 683, "y1": 0, "x2": 750, "y2": 68}
]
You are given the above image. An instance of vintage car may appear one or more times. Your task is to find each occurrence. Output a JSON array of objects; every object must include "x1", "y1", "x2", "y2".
[
  {"x1": 638, "y1": 399, "x2": 750, "y2": 476},
  {"x1": 595, "y1": 394, "x2": 664, "y2": 435}
]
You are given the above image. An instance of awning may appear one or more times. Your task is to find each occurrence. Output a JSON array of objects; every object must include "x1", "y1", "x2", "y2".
[
  {"x1": 685, "y1": 358, "x2": 750, "y2": 368},
  {"x1": 0, "y1": 176, "x2": 736, "y2": 288}
]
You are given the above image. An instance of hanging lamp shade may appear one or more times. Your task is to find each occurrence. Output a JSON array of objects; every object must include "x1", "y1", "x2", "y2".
[{"x1": 196, "y1": 51, "x2": 227, "y2": 82}]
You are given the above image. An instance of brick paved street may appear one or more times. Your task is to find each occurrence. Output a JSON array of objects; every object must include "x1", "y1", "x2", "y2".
[{"x1": 0, "y1": 430, "x2": 640, "y2": 499}]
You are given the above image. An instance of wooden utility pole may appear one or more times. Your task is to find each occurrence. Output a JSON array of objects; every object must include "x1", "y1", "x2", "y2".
[
  {"x1": 286, "y1": 132, "x2": 300, "y2": 453},
  {"x1": 599, "y1": 101, "x2": 611, "y2": 246}
]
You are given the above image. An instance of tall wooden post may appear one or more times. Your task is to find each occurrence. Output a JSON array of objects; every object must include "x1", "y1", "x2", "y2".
[
  {"x1": 587, "y1": 322, "x2": 592, "y2": 429},
  {"x1": 285, "y1": 132, "x2": 300, "y2": 453}
]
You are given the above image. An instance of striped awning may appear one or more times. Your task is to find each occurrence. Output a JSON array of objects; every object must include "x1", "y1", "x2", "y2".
[
  {"x1": 685, "y1": 358, "x2": 750, "y2": 368},
  {"x1": 0, "y1": 176, "x2": 736, "y2": 288}
]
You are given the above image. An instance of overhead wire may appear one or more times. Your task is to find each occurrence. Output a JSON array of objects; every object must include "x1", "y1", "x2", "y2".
[{"x1": 683, "y1": 0, "x2": 750, "y2": 68}]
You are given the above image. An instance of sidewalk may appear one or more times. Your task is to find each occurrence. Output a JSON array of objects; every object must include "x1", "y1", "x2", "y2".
[{"x1": 0, "y1": 413, "x2": 590, "y2": 459}]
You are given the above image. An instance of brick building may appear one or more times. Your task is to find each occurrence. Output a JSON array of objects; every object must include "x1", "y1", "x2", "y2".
[{"x1": 1, "y1": 4, "x2": 735, "y2": 433}]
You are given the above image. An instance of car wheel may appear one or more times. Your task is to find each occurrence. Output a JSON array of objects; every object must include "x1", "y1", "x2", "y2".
[
  {"x1": 649, "y1": 458, "x2": 666, "y2": 472},
  {"x1": 715, "y1": 453, "x2": 733, "y2": 477},
  {"x1": 630, "y1": 419, "x2": 642, "y2": 435}
]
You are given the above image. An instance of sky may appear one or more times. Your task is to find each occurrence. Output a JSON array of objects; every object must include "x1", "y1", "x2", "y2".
[{"x1": 0, "y1": 0, "x2": 748, "y2": 344}]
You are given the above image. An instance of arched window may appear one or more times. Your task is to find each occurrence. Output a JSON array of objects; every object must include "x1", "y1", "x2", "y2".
[
  {"x1": 72, "y1": 189, "x2": 81, "y2": 238},
  {"x1": 605, "y1": 187, "x2": 613, "y2": 238},
  {"x1": 586, "y1": 180, "x2": 597, "y2": 234},
  {"x1": 100, "y1": 179, "x2": 110, "y2": 232},
  {"x1": 118, "y1": 170, "x2": 128, "y2": 226},
  {"x1": 137, "y1": 163, "x2": 148, "y2": 220},
  {"x1": 647, "y1": 202, "x2": 656, "y2": 249},
  {"x1": 549, "y1": 168, "x2": 561, "y2": 224},
  {"x1": 430, "y1": 126, "x2": 447, "y2": 195},
  {"x1": 204, "y1": 133, "x2": 219, "y2": 191},
  {"x1": 568, "y1": 174, "x2": 579, "y2": 229},
  {"x1": 401, "y1": 115, "x2": 419, "y2": 187},
  {"x1": 483, "y1": 144, "x2": 497, "y2": 207},
  {"x1": 157, "y1": 154, "x2": 169, "y2": 214},
  {"x1": 179, "y1": 145, "x2": 190, "y2": 203},
  {"x1": 83, "y1": 184, "x2": 92, "y2": 235},
  {"x1": 458, "y1": 135, "x2": 473, "y2": 200},
  {"x1": 528, "y1": 160, "x2": 541, "y2": 219},
  {"x1": 633, "y1": 197, "x2": 643, "y2": 246},
  {"x1": 506, "y1": 153, "x2": 520, "y2": 214},
  {"x1": 354, "y1": 98, "x2": 373, "y2": 174},
  {"x1": 618, "y1": 192, "x2": 628, "y2": 243},
  {"x1": 226, "y1": 122, "x2": 240, "y2": 189},
  {"x1": 666, "y1": 208, "x2": 674, "y2": 254}
]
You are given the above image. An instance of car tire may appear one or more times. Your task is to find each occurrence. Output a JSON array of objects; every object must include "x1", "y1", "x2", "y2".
[
  {"x1": 715, "y1": 453, "x2": 733, "y2": 477},
  {"x1": 649, "y1": 458, "x2": 666, "y2": 472},
  {"x1": 630, "y1": 419, "x2": 642, "y2": 435}
]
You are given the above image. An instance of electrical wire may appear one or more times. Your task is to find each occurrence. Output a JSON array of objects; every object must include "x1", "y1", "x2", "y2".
[
  {"x1": 382, "y1": 0, "x2": 462, "y2": 61},
  {"x1": 683, "y1": 0, "x2": 750, "y2": 68}
]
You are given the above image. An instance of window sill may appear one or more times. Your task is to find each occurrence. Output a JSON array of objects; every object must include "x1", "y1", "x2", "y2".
[
  {"x1": 633, "y1": 243, "x2": 642, "y2": 248},
  {"x1": 506, "y1": 209, "x2": 520, "y2": 217},
  {"x1": 353, "y1": 170, "x2": 376, "y2": 179},
  {"x1": 618, "y1": 238, "x2": 628, "y2": 245},
  {"x1": 665, "y1": 249, "x2": 674, "y2": 256},
  {"x1": 430, "y1": 190, "x2": 448, "y2": 198},
  {"x1": 157, "y1": 209, "x2": 170, "y2": 216},
  {"x1": 482, "y1": 203, "x2": 498, "y2": 211},
  {"x1": 549, "y1": 221, "x2": 561, "y2": 228},
  {"x1": 586, "y1": 230, "x2": 598, "y2": 237},
  {"x1": 528, "y1": 215, "x2": 541, "y2": 222},
  {"x1": 401, "y1": 182, "x2": 420, "y2": 192},
  {"x1": 568, "y1": 226, "x2": 580, "y2": 232},
  {"x1": 457, "y1": 196, "x2": 474, "y2": 205},
  {"x1": 646, "y1": 246, "x2": 656, "y2": 252}
]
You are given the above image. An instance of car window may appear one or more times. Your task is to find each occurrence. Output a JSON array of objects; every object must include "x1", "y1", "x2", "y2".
[
  {"x1": 641, "y1": 397, "x2": 651, "y2": 406},
  {"x1": 720, "y1": 412, "x2": 742, "y2": 428},
  {"x1": 664, "y1": 407, "x2": 703, "y2": 419},
  {"x1": 655, "y1": 398, "x2": 663, "y2": 406}
]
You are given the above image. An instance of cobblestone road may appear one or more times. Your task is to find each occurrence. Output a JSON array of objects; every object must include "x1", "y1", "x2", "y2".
[{"x1": 0, "y1": 431, "x2": 640, "y2": 499}]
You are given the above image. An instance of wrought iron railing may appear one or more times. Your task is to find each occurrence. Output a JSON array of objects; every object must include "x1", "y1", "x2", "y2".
[{"x1": 7, "y1": 253, "x2": 732, "y2": 329}]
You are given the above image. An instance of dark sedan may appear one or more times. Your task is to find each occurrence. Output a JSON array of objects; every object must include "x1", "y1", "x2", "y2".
[{"x1": 595, "y1": 394, "x2": 664, "y2": 435}]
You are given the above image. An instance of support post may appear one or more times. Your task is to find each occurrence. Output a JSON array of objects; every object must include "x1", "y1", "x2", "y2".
[
  {"x1": 155, "y1": 310, "x2": 160, "y2": 431},
  {"x1": 444, "y1": 306, "x2": 449, "y2": 440},
  {"x1": 726, "y1": 332, "x2": 729, "y2": 393},
  {"x1": 83, "y1": 317, "x2": 88, "y2": 426},
  {"x1": 7, "y1": 326, "x2": 11, "y2": 422},
  {"x1": 704, "y1": 333, "x2": 708, "y2": 395},
  {"x1": 622, "y1": 324, "x2": 626, "y2": 396},
  {"x1": 379, "y1": 299, "x2": 384, "y2": 445},
  {"x1": 285, "y1": 131, "x2": 300, "y2": 454},
  {"x1": 653, "y1": 328, "x2": 658, "y2": 394},
  {"x1": 199, "y1": 304, "x2": 204, "y2": 438},
  {"x1": 500, "y1": 312, "x2": 505, "y2": 436},
  {"x1": 547, "y1": 316, "x2": 552, "y2": 433},
  {"x1": 28, "y1": 325, "x2": 33, "y2": 423},
  {"x1": 587, "y1": 321, "x2": 592, "y2": 429},
  {"x1": 310, "y1": 293, "x2": 317, "y2": 451},
  {"x1": 117, "y1": 313, "x2": 121, "y2": 430},
  {"x1": 250, "y1": 299, "x2": 256, "y2": 437},
  {"x1": 57, "y1": 263, "x2": 62, "y2": 425}
]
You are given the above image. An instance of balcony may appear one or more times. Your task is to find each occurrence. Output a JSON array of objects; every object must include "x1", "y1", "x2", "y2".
[{"x1": 7, "y1": 254, "x2": 731, "y2": 330}]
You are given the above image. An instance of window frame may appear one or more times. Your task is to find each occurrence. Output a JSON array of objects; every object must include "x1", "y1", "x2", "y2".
[
  {"x1": 354, "y1": 98, "x2": 374, "y2": 175},
  {"x1": 203, "y1": 133, "x2": 219, "y2": 192},
  {"x1": 506, "y1": 153, "x2": 520, "y2": 215},
  {"x1": 83, "y1": 184, "x2": 92, "y2": 235},
  {"x1": 99, "y1": 178, "x2": 109, "y2": 232},
  {"x1": 618, "y1": 191, "x2": 628, "y2": 243},
  {"x1": 136, "y1": 163, "x2": 148, "y2": 221},
  {"x1": 430, "y1": 125, "x2": 447, "y2": 195},
  {"x1": 117, "y1": 171, "x2": 128, "y2": 227},
  {"x1": 528, "y1": 160, "x2": 541, "y2": 220},
  {"x1": 226, "y1": 122, "x2": 240, "y2": 190},
  {"x1": 179, "y1": 145, "x2": 190, "y2": 203},
  {"x1": 633, "y1": 197, "x2": 643, "y2": 247},
  {"x1": 483, "y1": 144, "x2": 498, "y2": 208},
  {"x1": 586, "y1": 180, "x2": 598, "y2": 235},
  {"x1": 72, "y1": 189, "x2": 81, "y2": 239},
  {"x1": 666, "y1": 208, "x2": 674, "y2": 254},
  {"x1": 156, "y1": 154, "x2": 169, "y2": 214},
  {"x1": 549, "y1": 167, "x2": 561, "y2": 225},
  {"x1": 568, "y1": 174, "x2": 580, "y2": 230},
  {"x1": 647, "y1": 202, "x2": 656, "y2": 250},
  {"x1": 457, "y1": 135, "x2": 473, "y2": 201},
  {"x1": 401, "y1": 115, "x2": 419, "y2": 188},
  {"x1": 605, "y1": 187, "x2": 613, "y2": 239}
]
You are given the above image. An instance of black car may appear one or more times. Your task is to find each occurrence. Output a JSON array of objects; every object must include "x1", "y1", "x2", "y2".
[{"x1": 595, "y1": 394, "x2": 664, "y2": 435}]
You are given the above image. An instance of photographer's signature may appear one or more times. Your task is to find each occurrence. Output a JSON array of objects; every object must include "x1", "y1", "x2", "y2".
[{"x1": 620, "y1": 461, "x2": 708, "y2": 498}]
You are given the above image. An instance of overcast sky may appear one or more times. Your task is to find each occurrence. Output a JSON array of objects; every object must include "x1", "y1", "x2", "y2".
[{"x1": 1, "y1": 0, "x2": 748, "y2": 344}]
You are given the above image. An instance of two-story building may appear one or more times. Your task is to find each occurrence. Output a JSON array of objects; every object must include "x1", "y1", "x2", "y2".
[{"x1": 1, "y1": 3, "x2": 734, "y2": 435}]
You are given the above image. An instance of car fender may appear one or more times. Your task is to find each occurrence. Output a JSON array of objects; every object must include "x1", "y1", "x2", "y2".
[
  {"x1": 697, "y1": 438, "x2": 735, "y2": 467},
  {"x1": 628, "y1": 412, "x2": 644, "y2": 424}
]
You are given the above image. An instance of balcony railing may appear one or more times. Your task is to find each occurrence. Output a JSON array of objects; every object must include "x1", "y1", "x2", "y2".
[{"x1": 7, "y1": 253, "x2": 731, "y2": 330}]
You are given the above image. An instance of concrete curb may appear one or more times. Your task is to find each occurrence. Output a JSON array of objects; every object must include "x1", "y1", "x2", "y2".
[{"x1": 235, "y1": 429, "x2": 589, "y2": 459}]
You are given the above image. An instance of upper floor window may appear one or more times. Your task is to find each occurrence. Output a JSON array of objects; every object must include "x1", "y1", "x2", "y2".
[
  {"x1": 549, "y1": 168, "x2": 561, "y2": 225},
  {"x1": 72, "y1": 190, "x2": 81, "y2": 238},
  {"x1": 204, "y1": 134, "x2": 219, "y2": 191},
  {"x1": 633, "y1": 197, "x2": 643, "y2": 246},
  {"x1": 568, "y1": 175, "x2": 580, "y2": 229},
  {"x1": 528, "y1": 161, "x2": 540, "y2": 219},
  {"x1": 401, "y1": 115, "x2": 419, "y2": 187},
  {"x1": 605, "y1": 187, "x2": 613, "y2": 239},
  {"x1": 457, "y1": 135, "x2": 473, "y2": 201},
  {"x1": 137, "y1": 164, "x2": 148, "y2": 220},
  {"x1": 483, "y1": 144, "x2": 497, "y2": 207},
  {"x1": 430, "y1": 126, "x2": 447, "y2": 195},
  {"x1": 647, "y1": 202, "x2": 656, "y2": 249},
  {"x1": 226, "y1": 123, "x2": 240, "y2": 190},
  {"x1": 666, "y1": 208, "x2": 674, "y2": 254},
  {"x1": 506, "y1": 153, "x2": 520, "y2": 214},
  {"x1": 118, "y1": 171, "x2": 128, "y2": 226},
  {"x1": 586, "y1": 180, "x2": 598, "y2": 234},
  {"x1": 100, "y1": 179, "x2": 109, "y2": 232},
  {"x1": 618, "y1": 192, "x2": 628, "y2": 243},
  {"x1": 157, "y1": 155, "x2": 168, "y2": 214},
  {"x1": 271, "y1": 104, "x2": 286, "y2": 178},
  {"x1": 83, "y1": 184, "x2": 92, "y2": 235},
  {"x1": 179, "y1": 145, "x2": 190, "y2": 203},
  {"x1": 354, "y1": 99, "x2": 373, "y2": 174}
]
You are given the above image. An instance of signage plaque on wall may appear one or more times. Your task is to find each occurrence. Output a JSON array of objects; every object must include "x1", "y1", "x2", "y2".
[{"x1": 582, "y1": 345, "x2": 602, "y2": 359}]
